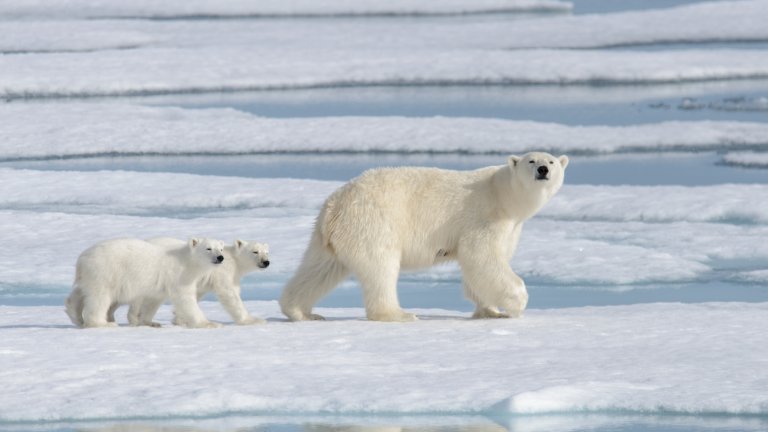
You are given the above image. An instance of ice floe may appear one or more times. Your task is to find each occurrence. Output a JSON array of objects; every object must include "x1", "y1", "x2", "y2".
[
  {"x1": 723, "y1": 151, "x2": 768, "y2": 168},
  {"x1": 0, "y1": 0, "x2": 571, "y2": 19},
  {"x1": 2, "y1": 1, "x2": 765, "y2": 52},
  {"x1": 1, "y1": 104, "x2": 767, "y2": 158},
  {"x1": 4, "y1": 48, "x2": 768, "y2": 98},
  {"x1": 487, "y1": 0, "x2": 768, "y2": 48}
]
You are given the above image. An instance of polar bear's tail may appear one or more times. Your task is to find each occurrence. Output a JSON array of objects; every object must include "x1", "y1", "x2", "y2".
[
  {"x1": 280, "y1": 229, "x2": 349, "y2": 321},
  {"x1": 65, "y1": 285, "x2": 85, "y2": 327}
]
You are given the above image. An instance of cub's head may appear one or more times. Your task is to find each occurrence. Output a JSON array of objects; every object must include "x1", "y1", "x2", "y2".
[
  {"x1": 234, "y1": 239, "x2": 270, "y2": 270},
  {"x1": 508, "y1": 152, "x2": 569, "y2": 194},
  {"x1": 189, "y1": 238, "x2": 225, "y2": 265}
]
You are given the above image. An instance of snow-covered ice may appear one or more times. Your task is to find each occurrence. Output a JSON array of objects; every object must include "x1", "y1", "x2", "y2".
[
  {"x1": 478, "y1": 0, "x2": 768, "y2": 48},
  {"x1": 0, "y1": 301, "x2": 765, "y2": 422},
  {"x1": 4, "y1": 48, "x2": 768, "y2": 98},
  {"x1": 3, "y1": 1, "x2": 766, "y2": 53},
  {"x1": 1, "y1": 104, "x2": 767, "y2": 158},
  {"x1": 0, "y1": 0, "x2": 571, "y2": 19},
  {"x1": 3, "y1": 1, "x2": 768, "y2": 98}
]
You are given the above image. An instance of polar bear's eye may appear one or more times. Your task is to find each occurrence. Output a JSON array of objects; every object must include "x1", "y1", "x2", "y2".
[
  {"x1": 253, "y1": 251, "x2": 259, "y2": 255},
  {"x1": 528, "y1": 160, "x2": 535, "y2": 164},
  {"x1": 206, "y1": 248, "x2": 211, "y2": 251},
  {"x1": 549, "y1": 161, "x2": 554, "y2": 164}
]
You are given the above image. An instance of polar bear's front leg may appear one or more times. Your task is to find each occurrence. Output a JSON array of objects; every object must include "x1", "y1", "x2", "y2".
[
  {"x1": 214, "y1": 284, "x2": 265, "y2": 325},
  {"x1": 170, "y1": 285, "x2": 222, "y2": 328},
  {"x1": 133, "y1": 298, "x2": 164, "y2": 327},
  {"x1": 458, "y1": 235, "x2": 529, "y2": 319}
]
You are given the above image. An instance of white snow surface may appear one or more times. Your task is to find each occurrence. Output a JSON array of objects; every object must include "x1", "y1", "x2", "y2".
[
  {"x1": 2, "y1": 1, "x2": 765, "y2": 53},
  {"x1": 723, "y1": 151, "x2": 768, "y2": 167},
  {"x1": 2, "y1": 1, "x2": 768, "y2": 97},
  {"x1": 0, "y1": 301, "x2": 766, "y2": 422},
  {"x1": 734, "y1": 269, "x2": 768, "y2": 282},
  {"x1": 2, "y1": 104, "x2": 767, "y2": 157},
  {"x1": 488, "y1": 0, "x2": 768, "y2": 48},
  {"x1": 0, "y1": 0, "x2": 571, "y2": 19},
  {"x1": 0, "y1": 168, "x2": 766, "y2": 288}
]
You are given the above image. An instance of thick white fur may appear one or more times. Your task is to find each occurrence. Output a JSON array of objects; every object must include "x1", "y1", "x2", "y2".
[
  {"x1": 65, "y1": 238, "x2": 225, "y2": 328},
  {"x1": 280, "y1": 152, "x2": 569, "y2": 322},
  {"x1": 147, "y1": 238, "x2": 270, "y2": 325}
]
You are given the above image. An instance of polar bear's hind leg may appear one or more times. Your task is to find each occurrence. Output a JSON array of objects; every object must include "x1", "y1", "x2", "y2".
[
  {"x1": 82, "y1": 291, "x2": 117, "y2": 328},
  {"x1": 280, "y1": 232, "x2": 349, "y2": 321}
]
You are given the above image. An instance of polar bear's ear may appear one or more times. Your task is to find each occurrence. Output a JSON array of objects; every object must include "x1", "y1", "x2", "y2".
[
  {"x1": 235, "y1": 239, "x2": 246, "y2": 250},
  {"x1": 559, "y1": 155, "x2": 570, "y2": 170},
  {"x1": 189, "y1": 238, "x2": 200, "y2": 249},
  {"x1": 508, "y1": 155, "x2": 521, "y2": 167}
]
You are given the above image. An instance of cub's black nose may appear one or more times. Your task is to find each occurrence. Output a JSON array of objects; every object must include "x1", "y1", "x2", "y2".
[
  {"x1": 537, "y1": 166, "x2": 549, "y2": 176},
  {"x1": 263, "y1": 260, "x2": 270, "y2": 268},
  {"x1": 216, "y1": 255, "x2": 224, "y2": 263}
]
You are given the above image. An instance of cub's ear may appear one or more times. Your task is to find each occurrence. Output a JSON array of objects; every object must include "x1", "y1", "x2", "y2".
[
  {"x1": 508, "y1": 155, "x2": 521, "y2": 167},
  {"x1": 189, "y1": 238, "x2": 200, "y2": 249},
  {"x1": 235, "y1": 239, "x2": 246, "y2": 250},
  {"x1": 559, "y1": 155, "x2": 570, "y2": 170}
]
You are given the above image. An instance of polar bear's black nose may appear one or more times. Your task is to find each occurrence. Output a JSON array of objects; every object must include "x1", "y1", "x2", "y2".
[
  {"x1": 537, "y1": 166, "x2": 549, "y2": 176},
  {"x1": 216, "y1": 255, "x2": 224, "y2": 263},
  {"x1": 263, "y1": 260, "x2": 270, "y2": 268}
]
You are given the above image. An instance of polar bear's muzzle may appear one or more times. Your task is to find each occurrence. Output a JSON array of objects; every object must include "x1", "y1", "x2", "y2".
[
  {"x1": 535, "y1": 165, "x2": 550, "y2": 181},
  {"x1": 213, "y1": 255, "x2": 224, "y2": 264}
]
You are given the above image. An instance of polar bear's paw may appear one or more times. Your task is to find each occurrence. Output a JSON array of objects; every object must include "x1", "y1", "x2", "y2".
[
  {"x1": 237, "y1": 316, "x2": 267, "y2": 325},
  {"x1": 84, "y1": 321, "x2": 119, "y2": 328},
  {"x1": 202, "y1": 321, "x2": 223, "y2": 329},
  {"x1": 282, "y1": 307, "x2": 325, "y2": 321},
  {"x1": 472, "y1": 307, "x2": 510, "y2": 319},
  {"x1": 368, "y1": 310, "x2": 418, "y2": 322}
]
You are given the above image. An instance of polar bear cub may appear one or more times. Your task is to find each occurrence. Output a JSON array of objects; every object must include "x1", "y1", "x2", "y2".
[
  {"x1": 65, "y1": 237, "x2": 225, "y2": 328},
  {"x1": 280, "y1": 152, "x2": 568, "y2": 322},
  {"x1": 147, "y1": 238, "x2": 270, "y2": 325}
]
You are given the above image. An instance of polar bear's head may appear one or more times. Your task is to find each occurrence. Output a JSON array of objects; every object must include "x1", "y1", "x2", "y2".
[
  {"x1": 508, "y1": 151, "x2": 569, "y2": 195},
  {"x1": 189, "y1": 238, "x2": 225, "y2": 266},
  {"x1": 234, "y1": 240, "x2": 270, "y2": 271}
]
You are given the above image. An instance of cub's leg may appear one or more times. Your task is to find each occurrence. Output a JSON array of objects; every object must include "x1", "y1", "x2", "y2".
[{"x1": 82, "y1": 291, "x2": 118, "y2": 328}]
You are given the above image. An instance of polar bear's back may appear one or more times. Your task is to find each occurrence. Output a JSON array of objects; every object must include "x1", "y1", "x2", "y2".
[
  {"x1": 319, "y1": 166, "x2": 498, "y2": 267},
  {"x1": 75, "y1": 238, "x2": 171, "y2": 299}
]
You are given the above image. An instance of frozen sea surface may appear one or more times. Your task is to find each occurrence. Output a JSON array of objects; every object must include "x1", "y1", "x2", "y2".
[{"x1": 2, "y1": 103, "x2": 767, "y2": 160}]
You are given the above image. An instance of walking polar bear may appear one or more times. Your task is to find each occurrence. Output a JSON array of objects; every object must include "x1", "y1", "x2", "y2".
[
  {"x1": 65, "y1": 238, "x2": 225, "y2": 328},
  {"x1": 280, "y1": 152, "x2": 569, "y2": 322},
  {"x1": 147, "y1": 238, "x2": 271, "y2": 325}
]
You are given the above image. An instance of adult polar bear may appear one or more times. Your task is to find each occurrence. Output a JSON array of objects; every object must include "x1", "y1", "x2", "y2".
[{"x1": 280, "y1": 152, "x2": 569, "y2": 322}]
